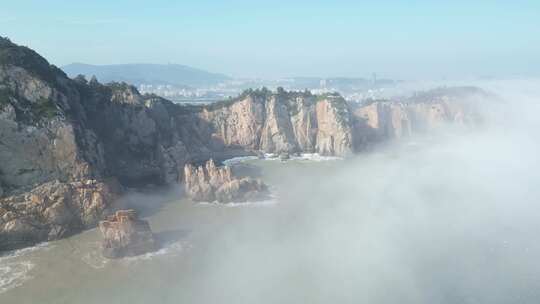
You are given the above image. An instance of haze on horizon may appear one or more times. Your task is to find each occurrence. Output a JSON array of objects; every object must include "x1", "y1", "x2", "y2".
[{"x1": 2, "y1": 0, "x2": 540, "y2": 80}]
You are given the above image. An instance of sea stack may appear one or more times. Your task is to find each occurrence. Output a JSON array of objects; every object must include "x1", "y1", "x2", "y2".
[
  {"x1": 183, "y1": 159, "x2": 269, "y2": 203},
  {"x1": 98, "y1": 209, "x2": 156, "y2": 258}
]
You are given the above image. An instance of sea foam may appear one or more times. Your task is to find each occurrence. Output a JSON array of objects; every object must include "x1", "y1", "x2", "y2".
[
  {"x1": 0, "y1": 242, "x2": 51, "y2": 294},
  {"x1": 121, "y1": 240, "x2": 186, "y2": 263},
  {"x1": 223, "y1": 153, "x2": 342, "y2": 166},
  {"x1": 197, "y1": 198, "x2": 278, "y2": 208}
]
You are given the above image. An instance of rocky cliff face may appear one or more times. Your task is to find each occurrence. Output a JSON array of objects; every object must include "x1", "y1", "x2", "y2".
[
  {"x1": 350, "y1": 89, "x2": 483, "y2": 149},
  {"x1": 200, "y1": 91, "x2": 354, "y2": 156},
  {"x1": 0, "y1": 179, "x2": 120, "y2": 249},
  {"x1": 0, "y1": 66, "x2": 104, "y2": 191},
  {"x1": 184, "y1": 159, "x2": 268, "y2": 203},
  {"x1": 74, "y1": 81, "x2": 203, "y2": 186}
]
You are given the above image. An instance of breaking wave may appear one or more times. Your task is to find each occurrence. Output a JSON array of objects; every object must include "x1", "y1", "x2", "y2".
[
  {"x1": 0, "y1": 242, "x2": 51, "y2": 294},
  {"x1": 223, "y1": 153, "x2": 342, "y2": 166},
  {"x1": 81, "y1": 242, "x2": 109, "y2": 270},
  {"x1": 288, "y1": 153, "x2": 343, "y2": 162},
  {"x1": 121, "y1": 240, "x2": 186, "y2": 263},
  {"x1": 222, "y1": 156, "x2": 259, "y2": 166},
  {"x1": 197, "y1": 198, "x2": 278, "y2": 208}
]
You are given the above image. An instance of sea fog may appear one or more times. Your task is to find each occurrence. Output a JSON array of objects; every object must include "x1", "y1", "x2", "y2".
[
  {"x1": 1, "y1": 79, "x2": 540, "y2": 303},
  {"x1": 174, "y1": 79, "x2": 540, "y2": 303}
]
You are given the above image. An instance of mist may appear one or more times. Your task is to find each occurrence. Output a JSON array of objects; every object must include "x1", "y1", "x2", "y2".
[
  {"x1": 2, "y1": 80, "x2": 540, "y2": 304},
  {"x1": 164, "y1": 79, "x2": 540, "y2": 303}
]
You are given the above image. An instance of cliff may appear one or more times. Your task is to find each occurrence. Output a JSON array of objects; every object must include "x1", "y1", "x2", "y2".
[
  {"x1": 199, "y1": 90, "x2": 354, "y2": 156},
  {"x1": 350, "y1": 88, "x2": 484, "y2": 149},
  {"x1": 0, "y1": 37, "x2": 485, "y2": 250}
]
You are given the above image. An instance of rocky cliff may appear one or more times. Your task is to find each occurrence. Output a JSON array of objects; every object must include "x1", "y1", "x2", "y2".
[
  {"x1": 184, "y1": 159, "x2": 269, "y2": 203},
  {"x1": 0, "y1": 37, "x2": 485, "y2": 251},
  {"x1": 0, "y1": 179, "x2": 120, "y2": 249},
  {"x1": 0, "y1": 37, "x2": 126, "y2": 250},
  {"x1": 350, "y1": 88, "x2": 484, "y2": 149},
  {"x1": 199, "y1": 90, "x2": 354, "y2": 156}
]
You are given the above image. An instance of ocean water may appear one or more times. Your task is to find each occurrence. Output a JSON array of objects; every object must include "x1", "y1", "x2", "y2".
[
  {"x1": 0, "y1": 156, "x2": 345, "y2": 303},
  {"x1": 2, "y1": 128, "x2": 540, "y2": 304}
]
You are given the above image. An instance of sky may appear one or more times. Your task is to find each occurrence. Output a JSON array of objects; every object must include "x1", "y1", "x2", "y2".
[{"x1": 1, "y1": 0, "x2": 539, "y2": 79}]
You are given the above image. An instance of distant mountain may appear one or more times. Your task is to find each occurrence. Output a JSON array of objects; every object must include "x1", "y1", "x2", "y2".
[{"x1": 61, "y1": 63, "x2": 230, "y2": 87}]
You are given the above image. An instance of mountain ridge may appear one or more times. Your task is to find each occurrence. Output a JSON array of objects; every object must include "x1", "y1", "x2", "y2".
[{"x1": 62, "y1": 62, "x2": 230, "y2": 86}]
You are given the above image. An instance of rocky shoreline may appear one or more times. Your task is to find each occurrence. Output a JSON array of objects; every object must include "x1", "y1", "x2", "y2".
[
  {"x1": 0, "y1": 36, "x2": 486, "y2": 253},
  {"x1": 0, "y1": 179, "x2": 121, "y2": 251}
]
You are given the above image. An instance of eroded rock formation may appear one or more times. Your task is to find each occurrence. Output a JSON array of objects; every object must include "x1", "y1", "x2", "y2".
[
  {"x1": 0, "y1": 179, "x2": 121, "y2": 249},
  {"x1": 98, "y1": 209, "x2": 156, "y2": 258},
  {"x1": 184, "y1": 159, "x2": 269, "y2": 203},
  {"x1": 200, "y1": 91, "x2": 354, "y2": 156}
]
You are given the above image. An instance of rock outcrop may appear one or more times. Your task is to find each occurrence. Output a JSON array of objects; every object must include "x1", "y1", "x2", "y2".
[
  {"x1": 0, "y1": 179, "x2": 121, "y2": 250},
  {"x1": 0, "y1": 64, "x2": 104, "y2": 190},
  {"x1": 98, "y1": 209, "x2": 156, "y2": 258},
  {"x1": 184, "y1": 159, "x2": 269, "y2": 203}
]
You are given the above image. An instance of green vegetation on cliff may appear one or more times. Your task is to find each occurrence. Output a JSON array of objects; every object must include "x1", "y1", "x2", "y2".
[
  {"x1": 30, "y1": 97, "x2": 59, "y2": 120},
  {"x1": 0, "y1": 37, "x2": 66, "y2": 87},
  {"x1": 203, "y1": 87, "x2": 342, "y2": 113},
  {"x1": 0, "y1": 86, "x2": 59, "y2": 123}
]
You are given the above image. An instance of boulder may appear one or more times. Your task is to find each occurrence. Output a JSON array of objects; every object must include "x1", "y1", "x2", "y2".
[{"x1": 98, "y1": 209, "x2": 156, "y2": 258}]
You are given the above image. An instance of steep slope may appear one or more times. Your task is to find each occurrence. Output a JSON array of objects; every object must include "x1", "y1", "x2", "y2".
[
  {"x1": 0, "y1": 38, "x2": 107, "y2": 190},
  {"x1": 71, "y1": 79, "x2": 214, "y2": 186}
]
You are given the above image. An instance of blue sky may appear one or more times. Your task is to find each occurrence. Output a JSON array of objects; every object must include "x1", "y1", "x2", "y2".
[{"x1": 2, "y1": 0, "x2": 539, "y2": 79}]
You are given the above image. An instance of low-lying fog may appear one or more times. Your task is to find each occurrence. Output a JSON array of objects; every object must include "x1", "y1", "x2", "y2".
[
  {"x1": 179, "y1": 79, "x2": 540, "y2": 303},
  {"x1": 2, "y1": 79, "x2": 540, "y2": 304}
]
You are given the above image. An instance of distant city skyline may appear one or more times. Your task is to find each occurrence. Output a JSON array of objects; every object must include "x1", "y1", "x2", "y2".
[{"x1": 2, "y1": 0, "x2": 539, "y2": 80}]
